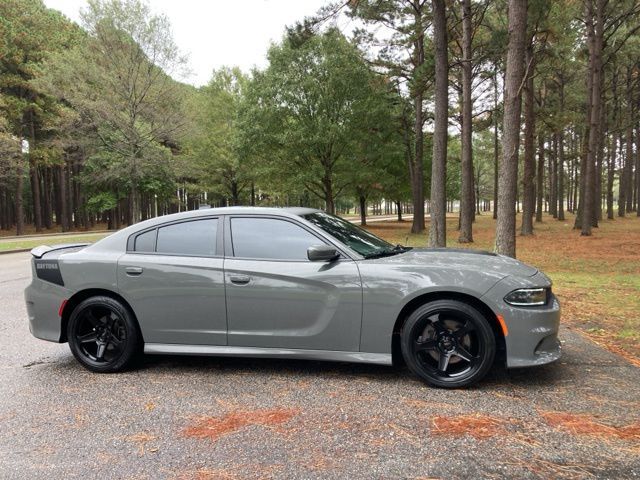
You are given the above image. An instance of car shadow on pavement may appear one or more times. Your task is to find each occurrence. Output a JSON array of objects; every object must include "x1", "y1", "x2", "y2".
[{"x1": 131, "y1": 353, "x2": 566, "y2": 390}]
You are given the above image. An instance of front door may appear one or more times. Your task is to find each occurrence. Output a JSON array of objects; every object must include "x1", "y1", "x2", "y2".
[
  {"x1": 224, "y1": 215, "x2": 362, "y2": 352},
  {"x1": 118, "y1": 217, "x2": 226, "y2": 345}
]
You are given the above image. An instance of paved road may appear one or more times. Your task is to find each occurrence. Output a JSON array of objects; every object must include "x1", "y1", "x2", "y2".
[{"x1": 1, "y1": 252, "x2": 639, "y2": 479}]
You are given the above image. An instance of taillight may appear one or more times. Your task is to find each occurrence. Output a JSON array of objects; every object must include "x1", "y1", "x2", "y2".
[{"x1": 58, "y1": 299, "x2": 68, "y2": 317}]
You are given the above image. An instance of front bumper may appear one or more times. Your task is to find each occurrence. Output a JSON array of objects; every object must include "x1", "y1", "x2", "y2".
[{"x1": 481, "y1": 272, "x2": 561, "y2": 368}]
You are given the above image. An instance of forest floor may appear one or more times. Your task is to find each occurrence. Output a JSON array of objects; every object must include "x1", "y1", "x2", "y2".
[{"x1": 366, "y1": 212, "x2": 640, "y2": 366}]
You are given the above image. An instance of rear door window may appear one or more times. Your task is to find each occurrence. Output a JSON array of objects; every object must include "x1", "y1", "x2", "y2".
[{"x1": 155, "y1": 218, "x2": 218, "y2": 256}]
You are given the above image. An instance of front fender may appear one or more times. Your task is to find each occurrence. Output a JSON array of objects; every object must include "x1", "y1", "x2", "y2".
[{"x1": 358, "y1": 262, "x2": 505, "y2": 354}]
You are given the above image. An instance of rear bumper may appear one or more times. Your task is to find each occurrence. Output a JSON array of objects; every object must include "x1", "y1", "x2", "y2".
[
  {"x1": 482, "y1": 273, "x2": 561, "y2": 368},
  {"x1": 24, "y1": 279, "x2": 70, "y2": 343}
]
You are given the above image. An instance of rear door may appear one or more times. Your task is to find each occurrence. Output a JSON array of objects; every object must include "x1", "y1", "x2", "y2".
[
  {"x1": 223, "y1": 215, "x2": 362, "y2": 352},
  {"x1": 118, "y1": 216, "x2": 227, "y2": 345}
]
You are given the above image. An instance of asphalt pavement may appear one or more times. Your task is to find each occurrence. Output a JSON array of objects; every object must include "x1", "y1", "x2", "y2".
[{"x1": 1, "y1": 252, "x2": 639, "y2": 479}]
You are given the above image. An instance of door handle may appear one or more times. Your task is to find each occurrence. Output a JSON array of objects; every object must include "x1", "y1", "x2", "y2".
[
  {"x1": 229, "y1": 274, "x2": 251, "y2": 285},
  {"x1": 125, "y1": 266, "x2": 143, "y2": 276}
]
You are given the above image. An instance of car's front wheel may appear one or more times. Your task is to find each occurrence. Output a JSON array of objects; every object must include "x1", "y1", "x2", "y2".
[
  {"x1": 67, "y1": 296, "x2": 140, "y2": 373},
  {"x1": 400, "y1": 299, "x2": 496, "y2": 388}
]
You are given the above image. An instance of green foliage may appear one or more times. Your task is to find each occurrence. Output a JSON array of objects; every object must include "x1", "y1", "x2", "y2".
[
  {"x1": 37, "y1": 0, "x2": 188, "y2": 219},
  {"x1": 185, "y1": 67, "x2": 250, "y2": 204},
  {"x1": 239, "y1": 28, "x2": 400, "y2": 211},
  {"x1": 86, "y1": 191, "x2": 118, "y2": 214}
]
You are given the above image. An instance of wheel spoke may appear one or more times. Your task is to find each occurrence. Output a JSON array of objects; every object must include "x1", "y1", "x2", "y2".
[
  {"x1": 454, "y1": 345, "x2": 476, "y2": 363},
  {"x1": 430, "y1": 313, "x2": 447, "y2": 333},
  {"x1": 78, "y1": 332, "x2": 98, "y2": 344},
  {"x1": 453, "y1": 321, "x2": 475, "y2": 339},
  {"x1": 414, "y1": 337, "x2": 437, "y2": 353},
  {"x1": 438, "y1": 352, "x2": 451, "y2": 372},
  {"x1": 108, "y1": 333, "x2": 123, "y2": 347},
  {"x1": 95, "y1": 343, "x2": 106, "y2": 360}
]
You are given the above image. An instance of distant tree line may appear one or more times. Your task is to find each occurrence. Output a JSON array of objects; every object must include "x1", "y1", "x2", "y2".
[{"x1": 1, "y1": 0, "x2": 639, "y2": 257}]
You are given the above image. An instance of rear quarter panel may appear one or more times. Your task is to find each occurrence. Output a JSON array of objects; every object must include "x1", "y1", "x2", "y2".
[
  {"x1": 57, "y1": 250, "x2": 120, "y2": 292},
  {"x1": 25, "y1": 249, "x2": 121, "y2": 342}
]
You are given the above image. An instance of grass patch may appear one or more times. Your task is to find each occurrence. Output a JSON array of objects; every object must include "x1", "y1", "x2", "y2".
[
  {"x1": 365, "y1": 212, "x2": 640, "y2": 362},
  {"x1": 0, "y1": 233, "x2": 110, "y2": 252}
]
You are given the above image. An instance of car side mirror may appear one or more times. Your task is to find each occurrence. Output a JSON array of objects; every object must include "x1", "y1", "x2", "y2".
[{"x1": 307, "y1": 245, "x2": 340, "y2": 262}]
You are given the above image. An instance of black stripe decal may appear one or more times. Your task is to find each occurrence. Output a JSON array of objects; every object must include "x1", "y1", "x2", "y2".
[{"x1": 34, "y1": 260, "x2": 64, "y2": 286}]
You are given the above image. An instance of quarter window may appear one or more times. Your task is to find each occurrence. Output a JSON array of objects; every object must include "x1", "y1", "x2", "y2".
[
  {"x1": 134, "y1": 229, "x2": 156, "y2": 252},
  {"x1": 231, "y1": 217, "x2": 323, "y2": 260},
  {"x1": 155, "y1": 219, "x2": 218, "y2": 256}
]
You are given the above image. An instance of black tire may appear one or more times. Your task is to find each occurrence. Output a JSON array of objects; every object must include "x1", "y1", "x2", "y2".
[
  {"x1": 67, "y1": 296, "x2": 140, "y2": 373},
  {"x1": 400, "y1": 299, "x2": 495, "y2": 388}
]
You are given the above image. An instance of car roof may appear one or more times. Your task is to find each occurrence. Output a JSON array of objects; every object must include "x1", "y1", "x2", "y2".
[
  {"x1": 178, "y1": 206, "x2": 320, "y2": 217},
  {"x1": 89, "y1": 206, "x2": 323, "y2": 252}
]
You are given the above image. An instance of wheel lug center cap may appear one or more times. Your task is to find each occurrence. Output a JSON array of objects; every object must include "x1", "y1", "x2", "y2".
[{"x1": 438, "y1": 334, "x2": 455, "y2": 352}]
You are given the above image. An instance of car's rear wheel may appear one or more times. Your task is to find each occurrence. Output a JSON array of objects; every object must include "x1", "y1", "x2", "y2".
[
  {"x1": 400, "y1": 299, "x2": 495, "y2": 388},
  {"x1": 67, "y1": 296, "x2": 140, "y2": 373}
]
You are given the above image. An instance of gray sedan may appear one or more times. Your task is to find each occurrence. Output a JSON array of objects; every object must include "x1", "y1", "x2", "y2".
[{"x1": 24, "y1": 207, "x2": 561, "y2": 388}]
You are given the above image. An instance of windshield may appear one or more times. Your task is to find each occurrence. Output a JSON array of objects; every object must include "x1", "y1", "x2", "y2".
[{"x1": 302, "y1": 212, "x2": 406, "y2": 258}]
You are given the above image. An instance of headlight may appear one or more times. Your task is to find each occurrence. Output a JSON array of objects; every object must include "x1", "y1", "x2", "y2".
[{"x1": 504, "y1": 288, "x2": 548, "y2": 306}]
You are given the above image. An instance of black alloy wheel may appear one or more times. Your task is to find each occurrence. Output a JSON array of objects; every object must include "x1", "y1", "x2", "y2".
[
  {"x1": 67, "y1": 296, "x2": 140, "y2": 373},
  {"x1": 400, "y1": 299, "x2": 496, "y2": 388}
]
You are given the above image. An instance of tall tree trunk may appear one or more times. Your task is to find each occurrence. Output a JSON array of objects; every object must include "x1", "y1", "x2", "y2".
[
  {"x1": 581, "y1": 0, "x2": 603, "y2": 235},
  {"x1": 496, "y1": 0, "x2": 527, "y2": 257},
  {"x1": 28, "y1": 110, "x2": 43, "y2": 232},
  {"x1": 550, "y1": 136, "x2": 558, "y2": 218},
  {"x1": 322, "y1": 167, "x2": 335, "y2": 215},
  {"x1": 58, "y1": 164, "x2": 70, "y2": 232},
  {"x1": 410, "y1": 9, "x2": 426, "y2": 234},
  {"x1": 536, "y1": 135, "x2": 544, "y2": 222},
  {"x1": 65, "y1": 159, "x2": 73, "y2": 229},
  {"x1": 557, "y1": 78, "x2": 566, "y2": 221},
  {"x1": 396, "y1": 201, "x2": 403, "y2": 222},
  {"x1": 0, "y1": 186, "x2": 5, "y2": 231},
  {"x1": 521, "y1": 46, "x2": 536, "y2": 235},
  {"x1": 429, "y1": 0, "x2": 448, "y2": 247},
  {"x1": 607, "y1": 134, "x2": 616, "y2": 219},
  {"x1": 595, "y1": 101, "x2": 605, "y2": 221},
  {"x1": 15, "y1": 148, "x2": 25, "y2": 236},
  {"x1": 43, "y1": 167, "x2": 53, "y2": 229},
  {"x1": 621, "y1": 124, "x2": 633, "y2": 217},
  {"x1": 73, "y1": 160, "x2": 82, "y2": 229},
  {"x1": 459, "y1": 0, "x2": 474, "y2": 243},
  {"x1": 493, "y1": 66, "x2": 499, "y2": 220},
  {"x1": 53, "y1": 165, "x2": 62, "y2": 226},
  {"x1": 359, "y1": 195, "x2": 367, "y2": 226},
  {"x1": 623, "y1": 71, "x2": 634, "y2": 214},
  {"x1": 557, "y1": 130, "x2": 565, "y2": 221},
  {"x1": 636, "y1": 125, "x2": 640, "y2": 216}
]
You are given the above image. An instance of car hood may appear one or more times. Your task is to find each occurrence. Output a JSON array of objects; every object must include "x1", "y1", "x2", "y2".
[{"x1": 362, "y1": 248, "x2": 538, "y2": 278}]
